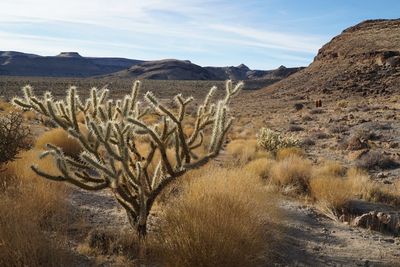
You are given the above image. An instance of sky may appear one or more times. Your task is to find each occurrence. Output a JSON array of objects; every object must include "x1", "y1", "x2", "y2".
[{"x1": 0, "y1": 0, "x2": 399, "y2": 69}]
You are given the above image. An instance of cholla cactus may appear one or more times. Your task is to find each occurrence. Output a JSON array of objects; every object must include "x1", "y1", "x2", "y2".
[
  {"x1": 257, "y1": 127, "x2": 300, "y2": 153},
  {"x1": 13, "y1": 80, "x2": 242, "y2": 238}
]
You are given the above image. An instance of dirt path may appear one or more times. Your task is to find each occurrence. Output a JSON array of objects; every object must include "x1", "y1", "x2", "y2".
[
  {"x1": 66, "y1": 185, "x2": 400, "y2": 266},
  {"x1": 279, "y1": 200, "x2": 400, "y2": 266}
]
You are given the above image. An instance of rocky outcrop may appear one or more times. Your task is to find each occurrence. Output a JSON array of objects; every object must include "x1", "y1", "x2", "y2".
[
  {"x1": 259, "y1": 19, "x2": 400, "y2": 97},
  {"x1": 204, "y1": 64, "x2": 303, "y2": 80}
]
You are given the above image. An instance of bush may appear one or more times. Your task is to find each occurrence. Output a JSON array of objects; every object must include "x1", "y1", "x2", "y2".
[
  {"x1": 312, "y1": 161, "x2": 346, "y2": 178},
  {"x1": 226, "y1": 139, "x2": 270, "y2": 166},
  {"x1": 243, "y1": 158, "x2": 274, "y2": 180},
  {"x1": 269, "y1": 155, "x2": 312, "y2": 193},
  {"x1": 153, "y1": 167, "x2": 281, "y2": 267},
  {"x1": 0, "y1": 149, "x2": 70, "y2": 267},
  {"x1": 310, "y1": 176, "x2": 353, "y2": 211},
  {"x1": 276, "y1": 147, "x2": 305, "y2": 161},
  {"x1": 0, "y1": 112, "x2": 31, "y2": 166},
  {"x1": 356, "y1": 151, "x2": 399, "y2": 170},
  {"x1": 35, "y1": 127, "x2": 85, "y2": 158},
  {"x1": 257, "y1": 127, "x2": 300, "y2": 153},
  {"x1": 288, "y1": 124, "x2": 304, "y2": 132}
]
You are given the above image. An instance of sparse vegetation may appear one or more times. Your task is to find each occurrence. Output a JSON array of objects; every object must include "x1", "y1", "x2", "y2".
[
  {"x1": 0, "y1": 112, "x2": 31, "y2": 166},
  {"x1": 269, "y1": 155, "x2": 312, "y2": 193},
  {"x1": 257, "y1": 127, "x2": 300, "y2": 153},
  {"x1": 0, "y1": 149, "x2": 71, "y2": 267},
  {"x1": 13, "y1": 80, "x2": 243, "y2": 238},
  {"x1": 152, "y1": 166, "x2": 281, "y2": 267}
]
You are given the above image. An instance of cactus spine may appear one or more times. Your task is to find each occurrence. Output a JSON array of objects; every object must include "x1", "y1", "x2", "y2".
[{"x1": 13, "y1": 80, "x2": 243, "y2": 238}]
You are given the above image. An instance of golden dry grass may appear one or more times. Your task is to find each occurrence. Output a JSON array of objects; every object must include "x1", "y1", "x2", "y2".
[
  {"x1": 243, "y1": 157, "x2": 275, "y2": 180},
  {"x1": 276, "y1": 147, "x2": 305, "y2": 161},
  {"x1": 0, "y1": 99, "x2": 16, "y2": 112},
  {"x1": 22, "y1": 110, "x2": 37, "y2": 121},
  {"x1": 269, "y1": 155, "x2": 312, "y2": 193},
  {"x1": 35, "y1": 127, "x2": 85, "y2": 158},
  {"x1": 226, "y1": 138, "x2": 270, "y2": 166},
  {"x1": 152, "y1": 165, "x2": 282, "y2": 267},
  {"x1": 0, "y1": 149, "x2": 71, "y2": 267},
  {"x1": 312, "y1": 160, "x2": 346, "y2": 178},
  {"x1": 310, "y1": 176, "x2": 353, "y2": 210}
]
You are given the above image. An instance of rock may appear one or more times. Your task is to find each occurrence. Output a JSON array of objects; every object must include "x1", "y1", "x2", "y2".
[{"x1": 352, "y1": 210, "x2": 400, "y2": 235}]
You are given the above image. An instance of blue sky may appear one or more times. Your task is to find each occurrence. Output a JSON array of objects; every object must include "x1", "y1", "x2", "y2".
[{"x1": 1, "y1": 0, "x2": 399, "y2": 69}]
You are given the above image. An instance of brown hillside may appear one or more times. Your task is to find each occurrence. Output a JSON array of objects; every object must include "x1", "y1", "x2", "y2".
[{"x1": 259, "y1": 19, "x2": 400, "y2": 98}]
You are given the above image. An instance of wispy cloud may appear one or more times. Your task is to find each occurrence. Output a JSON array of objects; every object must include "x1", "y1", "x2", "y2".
[{"x1": 0, "y1": 0, "x2": 332, "y2": 69}]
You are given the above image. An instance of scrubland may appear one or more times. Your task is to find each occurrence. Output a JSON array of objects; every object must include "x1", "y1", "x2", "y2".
[{"x1": 0, "y1": 79, "x2": 400, "y2": 266}]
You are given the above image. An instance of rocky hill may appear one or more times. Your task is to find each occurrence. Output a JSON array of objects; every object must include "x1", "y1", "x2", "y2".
[
  {"x1": 0, "y1": 51, "x2": 144, "y2": 77},
  {"x1": 261, "y1": 19, "x2": 400, "y2": 97},
  {"x1": 105, "y1": 59, "x2": 219, "y2": 80},
  {"x1": 204, "y1": 64, "x2": 303, "y2": 80},
  {"x1": 0, "y1": 51, "x2": 302, "y2": 82},
  {"x1": 107, "y1": 59, "x2": 302, "y2": 81}
]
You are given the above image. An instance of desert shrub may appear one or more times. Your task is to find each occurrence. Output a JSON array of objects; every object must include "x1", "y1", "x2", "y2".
[
  {"x1": 276, "y1": 147, "x2": 305, "y2": 161},
  {"x1": 153, "y1": 167, "x2": 281, "y2": 267},
  {"x1": 0, "y1": 149, "x2": 70, "y2": 267},
  {"x1": 329, "y1": 124, "x2": 349, "y2": 134},
  {"x1": 269, "y1": 155, "x2": 312, "y2": 193},
  {"x1": 345, "y1": 168, "x2": 400, "y2": 207},
  {"x1": 35, "y1": 127, "x2": 84, "y2": 158},
  {"x1": 226, "y1": 139, "x2": 270, "y2": 166},
  {"x1": 288, "y1": 124, "x2": 304, "y2": 132},
  {"x1": 312, "y1": 160, "x2": 346, "y2": 178},
  {"x1": 337, "y1": 100, "x2": 348, "y2": 108},
  {"x1": 311, "y1": 130, "x2": 330, "y2": 139},
  {"x1": 0, "y1": 99, "x2": 15, "y2": 112},
  {"x1": 365, "y1": 186, "x2": 400, "y2": 207},
  {"x1": 310, "y1": 176, "x2": 353, "y2": 211},
  {"x1": 257, "y1": 127, "x2": 300, "y2": 153},
  {"x1": 13, "y1": 80, "x2": 242, "y2": 238},
  {"x1": 356, "y1": 151, "x2": 399, "y2": 170},
  {"x1": 243, "y1": 157, "x2": 274, "y2": 179},
  {"x1": 0, "y1": 112, "x2": 31, "y2": 165},
  {"x1": 301, "y1": 137, "x2": 315, "y2": 146},
  {"x1": 301, "y1": 114, "x2": 314, "y2": 122},
  {"x1": 78, "y1": 228, "x2": 139, "y2": 260},
  {"x1": 293, "y1": 103, "x2": 304, "y2": 111}
]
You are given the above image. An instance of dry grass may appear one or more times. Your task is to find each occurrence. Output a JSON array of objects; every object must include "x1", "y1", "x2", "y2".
[
  {"x1": 35, "y1": 127, "x2": 85, "y2": 158},
  {"x1": 269, "y1": 155, "x2": 312, "y2": 193},
  {"x1": 276, "y1": 147, "x2": 305, "y2": 161},
  {"x1": 226, "y1": 138, "x2": 270, "y2": 166},
  {"x1": 310, "y1": 176, "x2": 353, "y2": 211},
  {"x1": 0, "y1": 99, "x2": 16, "y2": 112},
  {"x1": 312, "y1": 160, "x2": 346, "y2": 178},
  {"x1": 0, "y1": 149, "x2": 71, "y2": 267},
  {"x1": 152, "y1": 166, "x2": 282, "y2": 267},
  {"x1": 22, "y1": 110, "x2": 37, "y2": 121},
  {"x1": 243, "y1": 157, "x2": 275, "y2": 180}
]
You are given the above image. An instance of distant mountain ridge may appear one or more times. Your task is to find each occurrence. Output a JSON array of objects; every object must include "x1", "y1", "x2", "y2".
[
  {"x1": 0, "y1": 50, "x2": 303, "y2": 81},
  {"x1": 0, "y1": 51, "x2": 144, "y2": 77}
]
